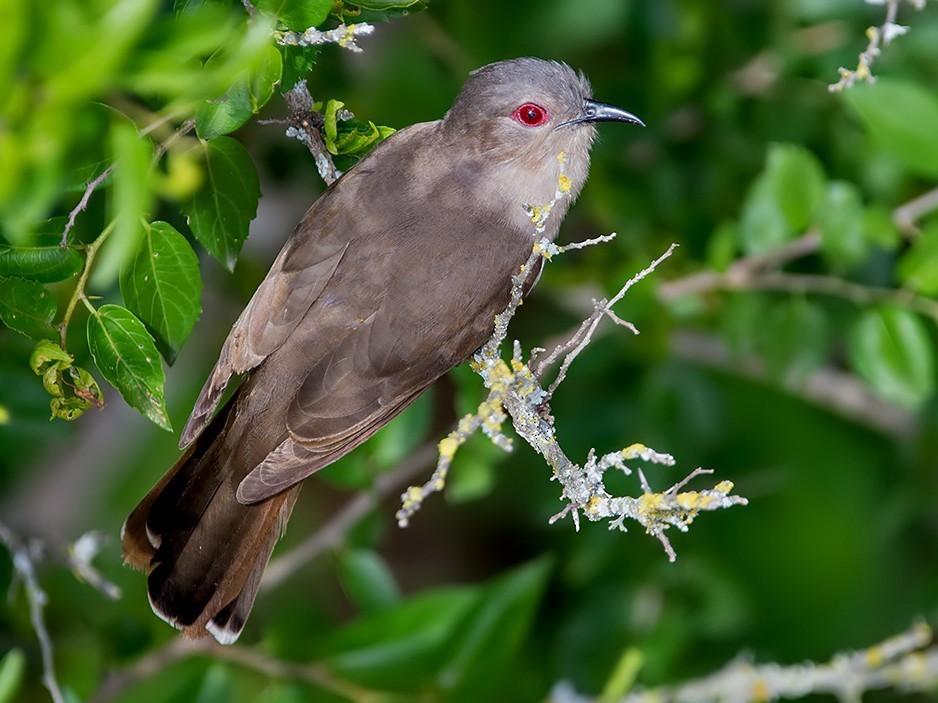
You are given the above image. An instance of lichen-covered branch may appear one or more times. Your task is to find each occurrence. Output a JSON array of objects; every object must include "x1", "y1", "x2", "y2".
[
  {"x1": 552, "y1": 621, "x2": 938, "y2": 703},
  {"x1": 396, "y1": 153, "x2": 747, "y2": 560},
  {"x1": 829, "y1": 0, "x2": 927, "y2": 92},
  {"x1": 276, "y1": 22, "x2": 374, "y2": 52},
  {"x1": 260, "y1": 81, "x2": 338, "y2": 185}
]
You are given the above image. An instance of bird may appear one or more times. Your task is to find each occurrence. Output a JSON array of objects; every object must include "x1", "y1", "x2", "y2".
[{"x1": 121, "y1": 57, "x2": 643, "y2": 644}]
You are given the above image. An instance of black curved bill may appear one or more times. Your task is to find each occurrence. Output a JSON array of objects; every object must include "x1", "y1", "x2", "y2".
[{"x1": 557, "y1": 98, "x2": 645, "y2": 128}]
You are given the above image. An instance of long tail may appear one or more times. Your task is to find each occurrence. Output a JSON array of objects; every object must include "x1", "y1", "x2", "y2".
[{"x1": 122, "y1": 398, "x2": 299, "y2": 644}]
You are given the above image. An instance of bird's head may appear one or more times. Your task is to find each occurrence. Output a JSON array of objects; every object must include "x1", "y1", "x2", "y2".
[{"x1": 441, "y1": 57, "x2": 642, "y2": 207}]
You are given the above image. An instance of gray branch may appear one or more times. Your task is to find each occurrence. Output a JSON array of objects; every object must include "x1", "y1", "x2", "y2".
[{"x1": 396, "y1": 155, "x2": 747, "y2": 558}]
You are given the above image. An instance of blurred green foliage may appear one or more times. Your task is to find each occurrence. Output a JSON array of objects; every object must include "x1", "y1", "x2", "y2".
[{"x1": 2, "y1": 0, "x2": 938, "y2": 702}]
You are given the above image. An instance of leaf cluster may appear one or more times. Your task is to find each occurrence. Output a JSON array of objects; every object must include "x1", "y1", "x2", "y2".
[{"x1": 0, "y1": 0, "x2": 401, "y2": 427}]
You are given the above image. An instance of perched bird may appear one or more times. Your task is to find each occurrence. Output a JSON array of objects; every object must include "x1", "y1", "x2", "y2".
[{"x1": 122, "y1": 57, "x2": 643, "y2": 644}]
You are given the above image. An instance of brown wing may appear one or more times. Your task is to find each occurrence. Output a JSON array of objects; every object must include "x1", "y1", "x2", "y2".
[
  {"x1": 235, "y1": 307, "x2": 433, "y2": 503},
  {"x1": 235, "y1": 201, "x2": 530, "y2": 503},
  {"x1": 187, "y1": 121, "x2": 538, "y2": 502},
  {"x1": 179, "y1": 212, "x2": 350, "y2": 448}
]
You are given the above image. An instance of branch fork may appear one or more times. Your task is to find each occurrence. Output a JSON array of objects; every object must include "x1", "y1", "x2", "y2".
[{"x1": 396, "y1": 155, "x2": 747, "y2": 560}]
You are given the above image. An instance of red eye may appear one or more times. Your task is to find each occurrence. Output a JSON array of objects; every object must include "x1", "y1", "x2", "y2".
[{"x1": 511, "y1": 103, "x2": 549, "y2": 127}]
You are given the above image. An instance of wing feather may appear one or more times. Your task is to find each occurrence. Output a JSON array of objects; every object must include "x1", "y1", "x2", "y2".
[{"x1": 179, "y1": 240, "x2": 348, "y2": 448}]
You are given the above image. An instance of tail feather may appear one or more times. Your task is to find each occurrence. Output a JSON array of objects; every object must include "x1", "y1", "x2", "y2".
[{"x1": 121, "y1": 396, "x2": 299, "y2": 643}]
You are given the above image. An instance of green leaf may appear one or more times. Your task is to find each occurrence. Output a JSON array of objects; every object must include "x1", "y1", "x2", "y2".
[
  {"x1": 371, "y1": 392, "x2": 431, "y2": 467},
  {"x1": 196, "y1": 45, "x2": 283, "y2": 138},
  {"x1": 704, "y1": 219, "x2": 738, "y2": 273},
  {"x1": 29, "y1": 339, "x2": 104, "y2": 421},
  {"x1": 322, "y1": 98, "x2": 344, "y2": 153},
  {"x1": 174, "y1": 0, "x2": 232, "y2": 11},
  {"x1": 120, "y1": 221, "x2": 203, "y2": 364},
  {"x1": 193, "y1": 664, "x2": 235, "y2": 703},
  {"x1": 721, "y1": 293, "x2": 770, "y2": 358},
  {"x1": 336, "y1": 548, "x2": 401, "y2": 614},
  {"x1": 818, "y1": 181, "x2": 867, "y2": 269},
  {"x1": 255, "y1": 0, "x2": 331, "y2": 31},
  {"x1": 764, "y1": 298, "x2": 829, "y2": 381},
  {"x1": 323, "y1": 99, "x2": 396, "y2": 158},
  {"x1": 738, "y1": 144, "x2": 826, "y2": 255},
  {"x1": 763, "y1": 143, "x2": 827, "y2": 232},
  {"x1": 862, "y1": 205, "x2": 900, "y2": 250},
  {"x1": 319, "y1": 588, "x2": 479, "y2": 688},
  {"x1": 0, "y1": 244, "x2": 83, "y2": 282},
  {"x1": 279, "y1": 45, "x2": 322, "y2": 91},
  {"x1": 437, "y1": 558, "x2": 552, "y2": 700},
  {"x1": 181, "y1": 137, "x2": 260, "y2": 270},
  {"x1": 0, "y1": 649, "x2": 25, "y2": 703},
  {"x1": 738, "y1": 177, "x2": 790, "y2": 256},
  {"x1": 848, "y1": 306, "x2": 935, "y2": 408},
  {"x1": 446, "y1": 438, "x2": 500, "y2": 504},
  {"x1": 898, "y1": 222, "x2": 938, "y2": 296},
  {"x1": 844, "y1": 79, "x2": 938, "y2": 178},
  {"x1": 0, "y1": 276, "x2": 56, "y2": 339},
  {"x1": 87, "y1": 304, "x2": 171, "y2": 430}
]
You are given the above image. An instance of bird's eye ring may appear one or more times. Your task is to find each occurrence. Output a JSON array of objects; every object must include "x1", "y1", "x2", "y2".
[{"x1": 511, "y1": 103, "x2": 549, "y2": 127}]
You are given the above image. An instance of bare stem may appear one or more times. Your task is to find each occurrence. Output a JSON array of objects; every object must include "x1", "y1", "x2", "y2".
[
  {"x1": 58, "y1": 221, "x2": 115, "y2": 351},
  {"x1": 542, "y1": 243, "x2": 679, "y2": 396},
  {"x1": 0, "y1": 522, "x2": 65, "y2": 703},
  {"x1": 60, "y1": 166, "x2": 113, "y2": 247},
  {"x1": 894, "y1": 185, "x2": 938, "y2": 235},
  {"x1": 742, "y1": 271, "x2": 938, "y2": 321},
  {"x1": 262, "y1": 441, "x2": 438, "y2": 592}
]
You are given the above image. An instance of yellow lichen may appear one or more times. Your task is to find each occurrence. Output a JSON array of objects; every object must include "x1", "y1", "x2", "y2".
[
  {"x1": 714, "y1": 480, "x2": 734, "y2": 494},
  {"x1": 751, "y1": 678, "x2": 770, "y2": 702},
  {"x1": 675, "y1": 491, "x2": 710, "y2": 511},
  {"x1": 533, "y1": 240, "x2": 553, "y2": 260},
  {"x1": 438, "y1": 436, "x2": 459, "y2": 459},
  {"x1": 622, "y1": 443, "x2": 648, "y2": 459}
]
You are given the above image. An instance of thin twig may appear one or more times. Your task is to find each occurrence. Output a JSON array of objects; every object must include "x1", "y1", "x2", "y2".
[
  {"x1": 58, "y1": 221, "x2": 116, "y2": 350},
  {"x1": 894, "y1": 185, "x2": 938, "y2": 235},
  {"x1": 741, "y1": 270, "x2": 938, "y2": 321},
  {"x1": 90, "y1": 638, "x2": 197, "y2": 703},
  {"x1": 266, "y1": 82, "x2": 339, "y2": 185},
  {"x1": 670, "y1": 329, "x2": 917, "y2": 437},
  {"x1": 659, "y1": 179, "x2": 938, "y2": 307},
  {"x1": 92, "y1": 636, "x2": 380, "y2": 703},
  {"x1": 657, "y1": 230, "x2": 821, "y2": 302},
  {"x1": 829, "y1": 0, "x2": 910, "y2": 92},
  {"x1": 0, "y1": 522, "x2": 65, "y2": 703},
  {"x1": 60, "y1": 166, "x2": 113, "y2": 247},
  {"x1": 152, "y1": 119, "x2": 195, "y2": 162},
  {"x1": 543, "y1": 244, "x2": 679, "y2": 397},
  {"x1": 261, "y1": 441, "x2": 438, "y2": 592}
]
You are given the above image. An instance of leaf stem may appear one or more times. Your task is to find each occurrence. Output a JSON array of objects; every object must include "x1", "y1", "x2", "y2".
[{"x1": 59, "y1": 221, "x2": 116, "y2": 350}]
